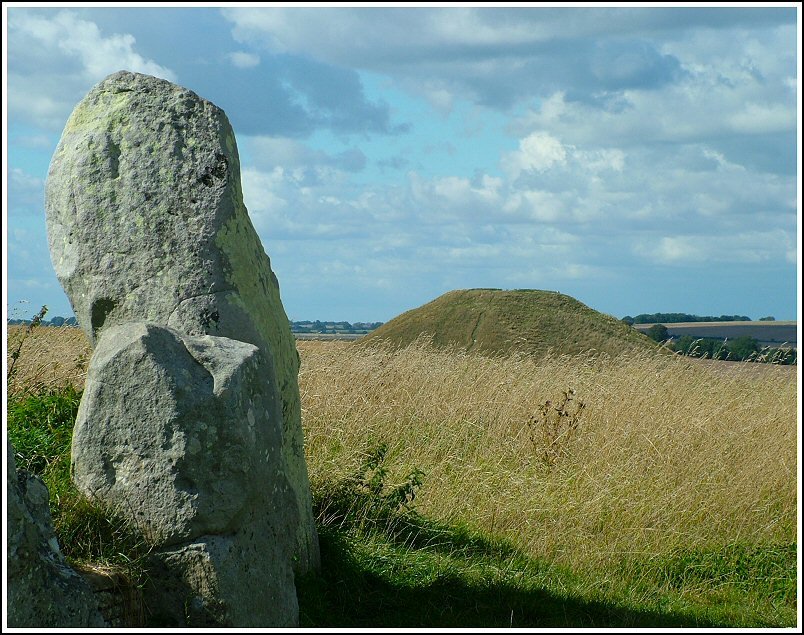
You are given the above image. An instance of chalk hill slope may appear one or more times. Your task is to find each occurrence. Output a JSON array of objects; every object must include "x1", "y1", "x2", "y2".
[{"x1": 362, "y1": 289, "x2": 658, "y2": 358}]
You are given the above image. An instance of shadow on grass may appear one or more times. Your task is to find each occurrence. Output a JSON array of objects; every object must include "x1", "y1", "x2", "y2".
[{"x1": 296, "y1": 508, "x2": 719, "y2": 628}]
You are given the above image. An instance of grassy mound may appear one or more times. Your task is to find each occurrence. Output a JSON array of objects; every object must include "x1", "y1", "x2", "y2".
[{"x1": 361, "y1": 289, "x2": 658, "y2": 358}]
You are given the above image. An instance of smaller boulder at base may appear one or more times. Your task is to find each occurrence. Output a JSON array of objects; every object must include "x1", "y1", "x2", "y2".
[{"x1": 71, "y1": 322, "x2": 299, "y2": 626}]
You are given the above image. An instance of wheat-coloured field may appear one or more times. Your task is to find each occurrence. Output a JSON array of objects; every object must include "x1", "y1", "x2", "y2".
[
  {"x1": 7, "y1": 326, "x2": 798, "y2": 577},
  {"x1": 298, "y1": 337, "x2": 797, "y2": 575},
  {"x1": 7, "y1": 325, "x2": 92, "y2": 395}
]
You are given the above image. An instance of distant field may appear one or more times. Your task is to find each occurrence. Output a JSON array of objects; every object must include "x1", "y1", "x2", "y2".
[
  {"x1": 633, "y1": 321, "x2": 797, "y2": 349},
  {"x1": 294, "y1": 332, "x2": 365, "y2": 341}
]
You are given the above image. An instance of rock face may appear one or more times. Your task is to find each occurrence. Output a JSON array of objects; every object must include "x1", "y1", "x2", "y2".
[
  {"x1": 6, "y1": 440, "x2": 106, "y2": 628},
  {"x1": 44, "y1": 70, "x2": 320, "y2": 626},
  {"x1": 72, "y1": 323, "x2": 295, "y2": 547},
  {"x1": 72, "y1": 323, "x2": 299, "y2": 626},
  {"x1": 45, "y1": 70, "x2": 318, "y2": 574}
]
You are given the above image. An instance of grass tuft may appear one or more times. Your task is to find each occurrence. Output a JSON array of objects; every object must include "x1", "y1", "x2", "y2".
[{"x1": 7, "y1": 385, "x2": 153, "y2": 624}]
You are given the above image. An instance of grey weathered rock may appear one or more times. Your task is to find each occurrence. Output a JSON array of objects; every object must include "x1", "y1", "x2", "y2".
[
  {"x1": 145, "y1": 508, "x2": 298, "y2": 627},
  {"x1": 72, "y1": 322, "x2": 298, "y2": 626},
  {"x1": 45, "y1": 70, "x2": 318, "y2": 573},
  {"x1": 6, "y1": 440, "x2": 106, "y2": 628}
]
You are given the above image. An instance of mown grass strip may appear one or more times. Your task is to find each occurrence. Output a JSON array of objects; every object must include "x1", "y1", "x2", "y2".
[
  {"x1": 298, "y1": 514, "x2": 797, "y2": 628},
  {"x1": 299, "y1": 450, "x2": 796, "y2": 628}
]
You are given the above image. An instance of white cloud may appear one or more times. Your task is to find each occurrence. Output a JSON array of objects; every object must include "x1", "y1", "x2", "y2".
[
  {"x1": 245, "y1": 136, "x2": 366, "y2": 173},
  {"x1": 223, "y1": 7, "x2": 793, "y2": 114},
  {"x1": 432, "y1": 175, "x2": 502, "y2": 207},
  {"x1": 238, "y1": 109, "x2": 795, "y2": 288},
  {"x1": 223, "y1": 8, "x2": 790, "y2": 72},
  {"x1": 726, "y1": 102, "x2": 796, "y2": 134},
  {"x1": 503, "y1": 190, "x2": 565, "y2": 223},
  {"x1": 6, "y1": 222, "x2": 59, "y2": 297},
  {"x1": 228, "y1": 51, "x2": 260, "y2": 68},
  {"x1": 8, "y1": 10, "x2": 176, "y2": 129},
  {"x1": 13, "y1": 134, "x2": 53, "y2": 149},
  {"x1": 502, "y1": 131, "x2": 567, "y2": 178},
  {"x1": 408, "y1": 172, "x2": 504, "y2": 224},
  {"x1": 539, "y1": 21, "x2": 793, "y2": 149},
  {"x1": 7, "y1": 78, "x2": 77, "y2": 130},
  {"x1": 8, "y1": 168, "x2": 45, "y2": 210},
  {"x1": 241, "y1": 166, "x2": 289, "y2": 215},
  {"x1": 634, "y1": 230, "x2": 796, "y2": 266},
  {"x1": 645, "y1": 236, "x2": 706, "y2": 264},
  {"x1": 225, "y1": 8, "x2": 541, "y2": 59},
  {"x1": 505, "y1": 262, "x2": 607, "y2": 286},
  {"x1": 9, "y1": 168, "x2": 43, "y2": 193},
  {"x1": 248, "y1": 137, "x2": 315, "y2": 166},
  {"x1": 575, "y1": 148, "x2": 625, "y2": 173},
  {"x1": 12, "y1": 10, "x2": 174, "y2": 80},
  {"x1": 421, "y1": 85, "x2": 455, "y2": 114}
]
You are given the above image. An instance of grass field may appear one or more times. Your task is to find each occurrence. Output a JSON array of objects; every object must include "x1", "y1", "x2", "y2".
[
  {"x1": 7, "y1": 325, "x2": 91, "y2": 395},
  {"x1": 5, "y1": 325, "x2": 799, "y2": 627}
]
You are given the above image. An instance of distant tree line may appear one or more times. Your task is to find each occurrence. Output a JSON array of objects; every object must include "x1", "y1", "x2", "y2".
[
  {"x1": 621, "y1": 312, "x2": 755, "y2": 325},
  {"x1": 7, "y1": 316, "x2": 78, "y2": 327},
  {"x1": 289, "y1": 320, "x2": 383, "y2": 335},
  {"x1": 643, "y1": 324, "x2": 795, "y2": 365},
  {"x1": 8, "y1": 315, "x2": 384, "y2": 335},
  {"x1": 673, "y1": 335, "x2": 796, "y2": 365}
]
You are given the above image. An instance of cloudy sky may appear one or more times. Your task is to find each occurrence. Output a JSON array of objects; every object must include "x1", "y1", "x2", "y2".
[{"x1": 4, "y1": 5, "x2": 800, "y2": 323}]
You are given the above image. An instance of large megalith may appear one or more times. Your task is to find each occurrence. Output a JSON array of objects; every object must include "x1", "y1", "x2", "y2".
[
  {"x1": 72, "y1": 323, "x2": 299, "y2": 626},
  {"x1": 6, "y1": 439, "x2": 106, "y2": 628},
  {"x1": 44, "y1": 70, "x2": 318, "y2": 574}
]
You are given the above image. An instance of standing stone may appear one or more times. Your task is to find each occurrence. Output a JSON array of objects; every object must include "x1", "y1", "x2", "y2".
[
  {"x1": 71, "y1": 323, "x2": 298, "y2": 626},
  {"x1": 45, "y1": 70, "x2": 318, "y2": 574},
  {"x1": 6, "y1": 440, "x2": 106, "y2": 628}
]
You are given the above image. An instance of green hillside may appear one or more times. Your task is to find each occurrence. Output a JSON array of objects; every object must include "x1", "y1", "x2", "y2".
[{"x1": 362, "y1": 289, "x2": 658, "y2": 358}]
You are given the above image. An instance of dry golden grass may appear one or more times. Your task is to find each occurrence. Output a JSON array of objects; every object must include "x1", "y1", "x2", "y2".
[
  {"x1": 298, "y1": 337, "x2": 797, "y2": 573},
  {"x1": 7, "y1": 325, "x2": 92, "y2": 395},
  {"x1": 7, "y1": 326, "x2": 796, "y2": 577}
]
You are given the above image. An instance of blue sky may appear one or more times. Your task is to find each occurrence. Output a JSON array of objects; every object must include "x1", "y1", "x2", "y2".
[{"x1": 3, "y1": 5, "x2": 800, "y2": 323}]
